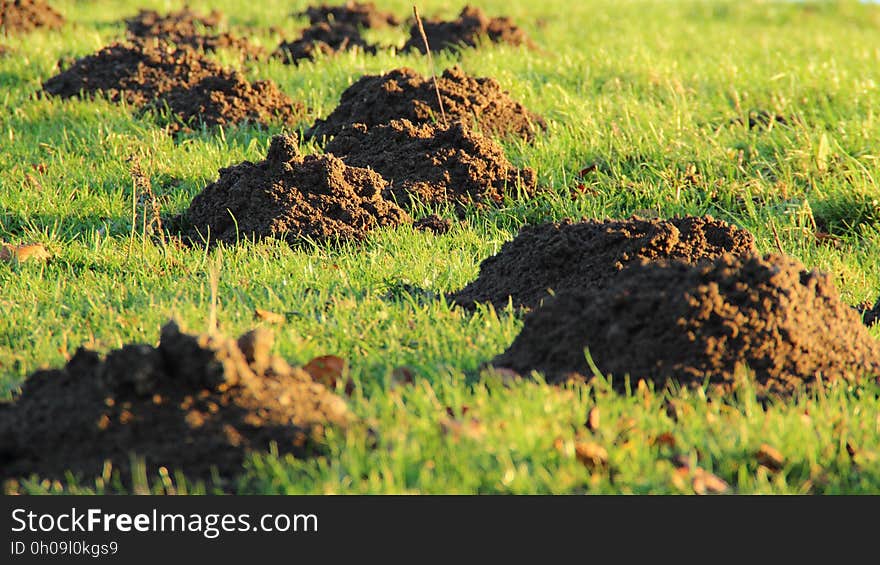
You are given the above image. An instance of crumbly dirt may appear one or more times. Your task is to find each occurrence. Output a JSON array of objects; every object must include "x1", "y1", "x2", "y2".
[
  {"x1": 403, "y1": 6, "x2": 533, "y2": 53},
  {"x1": 325, "y1": 119, "x2": 537, "y2": 211},
  {"x1": 307, "y1": 66, "x2": 545, "y2": 142},
  {"x1": 0, "y1": 322, "x2": 351, "y2": 488},
  {"x1": 184, "y1": 134, "x2": 410, "y2": 246},
  {"x1": 298, "y1": 2, "x2": 399, "y2": 28},
  {"x1": 125, "y1": 8, "x2": 263, "y2": 59},
  {"x1": 42, "y1": 40, "x2": 225, "y2": 106},
  {"x1": 450, "y1": 216, "x2": 757, "y2": 311},
  {"x1": 0, "y1": 0, "x2": 64, "y2": 35},
  {"x1": 147, "y1": 71, "x2": 307, "y2": 133},
  {"x1": 413, "y1": 214, "x2": 452, "y2": 235},
  {"x1": 42, "y1": 40, "x2": 302, "y2": 131},
  {"x1": 492, "y1": 253, "x2": 880, "y2": 396},
  {"x1": 274, "y1": 22, "x2": 376, "y2": 65},
  {"x1": 860, "y1": 298, "x2": 880, "y2": 327}
]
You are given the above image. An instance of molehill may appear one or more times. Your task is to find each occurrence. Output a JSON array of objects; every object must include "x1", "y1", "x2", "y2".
[
  {"x1": 450, "y1": 216, "x2": 756, "y2": 310},
  {"x1": 306, "y1": 66, "x2": 545, "y2": 142},
  {"x1": 184, "y1": 134, "x2": 410, "y2": 246},
  {"x1": 492, "y1": 253, "x2": 880, "y2": 396},
  {"x1": 0, "y1": 322, "x2": 350, "y2": 488},
  {"x1": 325, "y1": 119, "x2": 537, "y2": 211}
]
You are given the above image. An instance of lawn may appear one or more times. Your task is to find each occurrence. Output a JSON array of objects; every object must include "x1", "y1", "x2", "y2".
[{"x1": 1, "y1": 0, "x2": 879, "y2": 494}]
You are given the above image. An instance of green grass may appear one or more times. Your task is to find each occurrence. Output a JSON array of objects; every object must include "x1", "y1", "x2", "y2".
[{"x1": 1, "y1": 0, "x2": 879, "y2": 494}]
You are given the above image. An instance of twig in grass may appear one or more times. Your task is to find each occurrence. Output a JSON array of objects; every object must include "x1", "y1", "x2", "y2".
[
  {"x1": 128, "y1": 154, "x2": 166, "y2": 248},
  {"x1": 769, "y1": 220, "x2": 785, "y2": 254},
  {"x1": 207, "y1": 250, "x2": 221, "y2": 335},
  {"x1": 413, "y1": 6, "x2": 446, "y2": 125}
]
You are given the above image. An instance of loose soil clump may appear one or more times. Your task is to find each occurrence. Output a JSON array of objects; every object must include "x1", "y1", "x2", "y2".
[
  {"x1": 325, "y1": 119, "x2": 537, "y2": 211},
  {"x1": 124, "y1": 8, "x2": 262, "y2": 59},
  {"x1": 184, "y1": 134, "x2": 410, "y2": 246},
  {"x1": 0, "y1": 322, "x2": 351, "y2": 488},
  {"x1": 492, "y1": 253, "x2": 880, "y2": 396},
  {"x1": 275, "y1": 22, "x2": 376, "y2": 65},
  {"x1": 42, "y1": 40, "x2": 302, "y2": 131},
  {"x1": 148, "y1": 71, "x2": 307, "y2": 133},
  {"x1": 0, "y1": 0, "x2": 64, "y2": 35},
  {"x1": 307, "y1": 66, "x2": 545, "y2": 142},
  {"x1": 450, "y1": 216, "x2": 756, "y2": 311},
  {"x1": 402, "y1": 6, "x2": 533, "y2": 53},
  {"x1": 413, "y1": 214, "x2": 452, "y2": 235},
  {"x1": 298, "y1": 2, "x2": 399, "y2": 28},
  {"x1": 860, "y1": 298, "x2": 880, "y2": 327}
]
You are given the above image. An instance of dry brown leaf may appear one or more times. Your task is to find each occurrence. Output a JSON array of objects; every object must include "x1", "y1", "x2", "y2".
[
  {"x1": 651, "y1": 432, "x2": 677, "y2": 449},
  {"x1": 254, "y1": 308, "x2": 285, "y2": 324},
  {"x1": 756, "y1": 443, "x2": 785, "y2": 472},
  {"x1": 585, "y1": 406, "x2": 600, "y2": 431},
  {"x1": 692, "y1": 467, "x2": 729, "y2": 495},
  {"x1": 303, "y1": 355, "x2": 347, "y2": 387},
  {"x1": 574, "y1": 441, "x2": 608, "y2": 470},
  {"x1": 0, "y1": 243, "x2": 51, "y2": 264}
]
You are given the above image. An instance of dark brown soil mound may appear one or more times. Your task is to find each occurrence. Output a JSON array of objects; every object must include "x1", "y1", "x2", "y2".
[
  {"x1": 0, "y1": 0, "x2": 64, "y2": 35},
  {"x1": 42, "y1": 40, "x2": 225, "y2": 106},
  {"x1": 0, "y1": 322, "x2": 350, "y2": 488},
  {"x1": 325, "y1": 119, "x2": 537, "y2": 211},
  {"x1": 307, "y1": 66, "x2": 545, "y2": 142},
  {"x1": 148, "y1": 71, "x2": 307, "y2": 133},
  {"x1": 450, "y1": 216, "x2": 757, "y2": 311},
  {"x1": 185, "y1": 134, "x2": 410, "y2": 245},
  {"x1": 274, "y1": 22, "x2": 375, "y2": 65},
  {"x1": 493, "y1": 254, "x2": 880, "y2": 396},
  {"x1": 860, "y1": 298, "x2": 880, "y2": 327},
  {"x1": 125, "y1": 8, "x2": 262, "y2": 58},
  {"x1": 403, "y1": 6, "x2": 533, "y2": 53},
  {"x1": 42, "y1": 40, "x2": 301, "y2": 131},
  {"x1": 299, "y1": 1, "x2": 399, "y2": 28}
]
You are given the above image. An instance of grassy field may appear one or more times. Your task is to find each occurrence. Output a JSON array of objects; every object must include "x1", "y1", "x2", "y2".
[{"x1": 1, "y1": 0, "x2": 879, "y2": 494}]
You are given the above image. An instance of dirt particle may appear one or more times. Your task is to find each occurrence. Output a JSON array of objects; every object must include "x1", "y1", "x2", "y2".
[
  {"x1": 859, "y1": 298, "x2": 879, "y2": 327},
  {"x1": 184, "y1": 134, "x2": 410, "y2": 246},
  {"x1": 493, "y1": 253, "x2": 880, "y2": 397},
  {"x1": 413, "y1": 214, "x2": 452, "y2": 235},
  {"x1": 451, "y1": 215, "x2": 757, "y2": 311},
  {"x1": 298, "y1": 2, "x2": 399, "y2": 28},
  {"x1": 0, "y1": 0, "x2": 64, "y2": 35},
  {"x1": 0, "y1": 321, "x2": 350, "y2": 487},
  {"x1": 325, "y1": 119, "x2": 536, "y2": 212},
  {"x1": 42, "y1": 40, "x2": 304, "y2": 132},
  {"x1": 274, "y1": 22, "x2": 376, "y2": 65},
  {"x1": 403, "y1": 6, "x2": 534, "y2": 53},
  {"x1": 307, "y1": 66, "x2": 545, "y2": 142}
]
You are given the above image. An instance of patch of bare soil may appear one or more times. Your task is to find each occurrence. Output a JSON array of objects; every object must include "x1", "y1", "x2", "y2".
[
  {"x1": 125, "y1": 8, "x2": 263, "y2": 59},
  {"x1": 450, "y1": 216, "x2": 756, "y2": 311},
  {"x1": 403, "y1": 5, "x2": 533, "y2": 53},
  {"x1": 492, "y1": 253, "x2": 880, "y2": 396},
  {"x1": 274, "y1": 22, "x2": 376, "y2": 65},
  {"x1": 184, "y1": 134, "x2": 410, "y2": 246},
  {"x1": 307, "y1": 66, "x2": 545, "y2": 142},
  {"x1": 298, "y1": 2, "x2": 399, "y2": 28},
  {"x1": 325, "y1": 119, "x2": 537, "y2": 211},
  {"x1": 0, "y1": 0, "x2": 64, "y2": 35},
  {"x1": 0, "y1": 322, "x2": 350, "y2": 489},
  {"x1": 42, "y1": 40, "x2": 303, "y2": 131}
]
